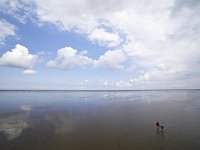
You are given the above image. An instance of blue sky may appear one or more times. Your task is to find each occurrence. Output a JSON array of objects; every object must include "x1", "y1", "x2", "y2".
[{"x1": 0, "y1": 0, "x2": 200, "y2": 90}]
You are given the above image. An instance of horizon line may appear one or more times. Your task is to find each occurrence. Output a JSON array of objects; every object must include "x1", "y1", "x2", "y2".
[{"x1": 0, "y1": 89, "x2": 200, "y2": 91}]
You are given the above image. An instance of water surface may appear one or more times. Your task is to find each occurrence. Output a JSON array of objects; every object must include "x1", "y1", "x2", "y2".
[{"x1": 0, "y1": 90, "x2": 200, "y2": 149}]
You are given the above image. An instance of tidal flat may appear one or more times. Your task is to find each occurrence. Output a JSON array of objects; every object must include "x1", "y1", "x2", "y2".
[{"x1": 0, "y1": 90, "x2": 200, "y2": 150}]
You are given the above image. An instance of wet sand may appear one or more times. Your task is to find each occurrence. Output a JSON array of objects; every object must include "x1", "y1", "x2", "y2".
[{"x1": 0, "y1": 90, "x2": 200, "y2": 149}]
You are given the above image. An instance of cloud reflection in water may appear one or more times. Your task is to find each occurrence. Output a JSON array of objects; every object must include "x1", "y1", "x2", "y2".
[{"x1": 0, "y1": 105, "x2": 31, "y2": 140}]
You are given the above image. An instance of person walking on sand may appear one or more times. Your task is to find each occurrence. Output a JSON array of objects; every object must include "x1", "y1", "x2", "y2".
[
  {"x1": 156, "y1": 121, "x2": 160, "y2": 128},
  {"x1": 156, "y1": 121, "x2": 164, "y2": 131}
]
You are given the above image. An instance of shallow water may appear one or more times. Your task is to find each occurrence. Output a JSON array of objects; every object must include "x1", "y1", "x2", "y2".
[{"x1": 0, "y1": 90, "x2": 200, "y2": 150}]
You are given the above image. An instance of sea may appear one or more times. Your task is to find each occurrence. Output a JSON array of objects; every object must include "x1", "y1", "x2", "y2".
[{"x1": 0, "y1": 90, "x2": 200, "y2": 150}]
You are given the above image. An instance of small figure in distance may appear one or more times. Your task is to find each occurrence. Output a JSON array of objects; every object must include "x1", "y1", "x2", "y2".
[
  {"x1": 156, "y1": 121, "x2": 160, "y2": 128},
  {"x1": 160, "y1": 125, "x2": 164, "y2": 131},
  {"x1": 156, "y1": 121, "x2": 164, "y2": 131}
]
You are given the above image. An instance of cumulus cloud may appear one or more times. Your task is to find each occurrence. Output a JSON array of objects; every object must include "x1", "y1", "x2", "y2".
[
  {"x1": 93, "y1": 49, "x2": 126, "y2": 70},
  {"x1": 47, "y1": 46, "x2": 128, "y2": 71},
  {"x1": 0, "y1": 19, "x2": 16, "y2": 45},
  {"x1": 46, "y1": 47, "x2": 92, "y2": 69},
  {"x1": 0, "y1": 44, "x2": 38, "y2": 69}
]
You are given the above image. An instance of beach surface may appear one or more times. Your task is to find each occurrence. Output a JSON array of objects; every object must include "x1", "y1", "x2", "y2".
[{"x1": 0, "y1": 90, "x2": 200, "y2": 150}]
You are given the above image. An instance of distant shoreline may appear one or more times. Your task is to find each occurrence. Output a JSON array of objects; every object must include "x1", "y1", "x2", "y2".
[{"x1": 0, "y1": 89, "x2": 200, "y2": 92}]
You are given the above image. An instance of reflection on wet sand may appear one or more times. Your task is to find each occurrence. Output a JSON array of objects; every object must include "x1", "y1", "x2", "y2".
[
  {"x1": 44, "y1": 112, "x2": 76, "y2": 134},
  {"x1": 20, "y1": 105, "x2": 32, "y2": 112},
  {"x1": 0, "y1": 90, "x2": 200, "y2": 150},
  {"x1": 0, "y1": 105, "x2": 31, "y2": 140},
  {"x1": 155, "y1": 123, "x2": 166, "y2": 150},
  {"x1": 0, "y1": 113, "x2": 29, "y2": 140}
]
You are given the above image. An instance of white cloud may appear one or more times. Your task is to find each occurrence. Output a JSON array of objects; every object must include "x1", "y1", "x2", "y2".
[
  {"x1": 33, "y1": 0, "x2": 124, "y2": 47},
  {"x1": 23, "y1": 69, "x2": 37, "y2": 74},
  {"x1": 130, "y1": 74, "x2": 150, "y2": 83},
  {"x1": 103, "y1": 81, "x2": 108, "y2": 86},
  {"x1": 31, "y1": 0, "x2": 176, "y2": 44},
  {"x1": 0, "y1": 44, "x2": 38, "y2": 69},
  {"x1": 84, "y1": 79, "x2": 89, "y2": 82},
  {"x1": 88, "y1": 28, "x2": 122, "y2": 47},
  {"x1": 0, "y1": 0, "x2": 33, "y2": 23},
  {"x1": 46, "y1": 47, "x2": 92, "y2": 69},
  {"x1": 47, "y1": 46, "x2": 128, "y2": 71},
  {"x1": 116, "y1": 80, "x2": 132, "y2": 88},
  {"x1": 0, "y1": 19, "x2": 16, "y2": 45},
  {"x1": 93, "y1": 49, "x2": 126, "y2": 70},
  {"x1": 80, "y1": 79, "x2": 89, "y2": 85}
]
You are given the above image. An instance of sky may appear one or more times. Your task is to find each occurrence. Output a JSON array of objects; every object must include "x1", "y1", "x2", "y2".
[{"x1": 0, "y1": 0, "x2": 200, "y2": 90}]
